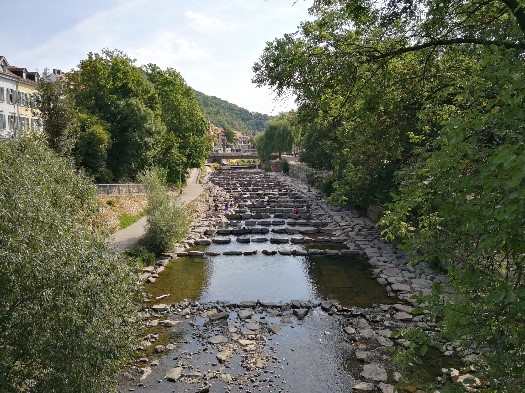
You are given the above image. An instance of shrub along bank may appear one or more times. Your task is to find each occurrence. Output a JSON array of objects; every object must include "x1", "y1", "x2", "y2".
[{"x1": 0, "y1": 137, "x2": 141, "y2": 392}]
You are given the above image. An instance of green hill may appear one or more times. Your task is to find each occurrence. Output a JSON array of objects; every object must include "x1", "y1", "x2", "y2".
[{"x1": 194, "y1": 90, "x2": 273, "y2": 135}]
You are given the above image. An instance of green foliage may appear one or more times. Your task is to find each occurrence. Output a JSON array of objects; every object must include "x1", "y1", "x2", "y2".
[
  {"x1": 254, "y1": 0, "x2": 525, "y2": 389},
  {"x1": 70, "y1": 112, "x2": 112, "y2": 181},
  {"x1": 194, "y1": 90, "x2": 273, "y2": 134},
  {"x1": 119, "y1": 212, "x2": 143, "y2": 229},
  {"x1": 261, "y1": 161, "x2": 271, "y2": 172},
  {"x1": 0, "y1": 137, "x2": 140, "y2": 392},
  {"x1": 124, "y1": 245, "x2": 156, "y2": 268},
  {"x1": 222, "y1": 126, "x2": 237, "y2": 144},
  {"x1": 316, "y1": 173, "x2": 335, "y2": 196},
  {"x1": 144, "y1": 65, "x2": 212, "y2": 177},
  {"x1": 256, "y1": 119, "x2": 294, "y2": 161},
  {"x1": 67, "y1": 49, "x2": 162, "y2": 181},
  {"x1": 140, "y1": 167, "x2": 190, "y2": 255},
  {"x1": 36, "y1": 79, "x2": 75, "y2": 155},
  {"x1": 279, "y1": 158, "x2": 290, "y2": 174},
  {"x1": 66, "y1": 49, "x2": 211, "y2": 183},
  {"x1": 381, "y1": 47, "x2": 525, "y2": 390}
]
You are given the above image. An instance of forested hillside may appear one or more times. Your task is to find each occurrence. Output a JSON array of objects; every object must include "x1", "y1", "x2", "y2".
[{"x1": 194, "y1": 90, "x2": 272, "y2": 134}]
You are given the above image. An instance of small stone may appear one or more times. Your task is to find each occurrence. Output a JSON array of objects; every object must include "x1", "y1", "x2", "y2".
[
  {"x1": 217, "y1": 349, "x2": 233, "y2": 363},
  {"x1": 154, "y1": 345, "x2": 166, "y2": 353},
  {"x1": 208, "y1": 311, "x2": 230, "y2": 321},
  {"x1": 208, "y1": 335, "x2": 229, "y2": 344},
  {"x1": 355, "y1": 350, "x2": 369, "y2": 361},
  {"x1": 219, "y1": 373, "x2": 233, "y2": 383},
  {"x1": 352, "y1": 381, "x2": 376, "y2": 391},
  {"x1": 391, "y1": 283, "x2": 411, "y2": 292},
  {"x1": 293, "y1": 308, "x2": 309, "y2": 320},
  {"x1": 159, "y1": 319, "x2": 179, "y2": 328},
  {"x1": 165, "y1": 367, "x2": 183, "y2": 382},
  {"x1": 361, "y1": 363, "x2": 388, "y2": 382},
  {"x1": 238, "y1": 309, "x2": 254, "y2": 320},
  {"x1": 393, "y1": 312, "x2": 413, "y2": 321},
  {"x1": 344, "y1": 326, "x2": 357, "y2": 335},
  {"x1": 378, "y1": 382, "x2": 395, "y2": 393}
]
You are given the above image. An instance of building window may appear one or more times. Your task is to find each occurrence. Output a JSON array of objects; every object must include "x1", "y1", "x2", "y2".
[
  {"x1": 8, "y1": 113, "x2": 16, "y2": 130},
  {"x1": 31, "y1": 117, "x2": 41, "y2": 131},
  {"x1": 30, "y1": 93, "x2": 38, "y2": 108},
  {"x1": 0, "y1": 87, "x2": 4, "y2": 102},
  {"x1": 7, "y1": 89, "x2": 14, "y2": 104},
  {"x1": 0, "y1": 113, "x2": 6, "y2": 130}
]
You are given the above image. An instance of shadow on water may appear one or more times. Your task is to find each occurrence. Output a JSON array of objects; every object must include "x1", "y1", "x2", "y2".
[
  {"x1": 308, "y1": 255, "x2": 396, "y2": 308},
  {"x1": 145, "y1": 256, "x2": 208, "y2": 304}
]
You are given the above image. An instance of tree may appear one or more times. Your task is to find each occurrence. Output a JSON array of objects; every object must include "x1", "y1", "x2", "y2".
[
  {"x1": 222, "y1": 126, "x2": 237, "y2": 144},
  {"x1": 144, "y1": 65, "x2": 212, "y2": 177},
  {"x1": 68, "y1": 49, "x2": 162, "y2": 181},
  {"x1": 381, "y1": 47, "x2": 525, "y2": 390},
  {"x1": 70, "y1": 112, "x2": 112, "y2": 182},
  {"x1": 36, "y1": 79, "x2": 75, "y2": 155},
  {"x1": 256, "y1": 119, "x2": 294, "y2": 161},
  {"x1": 0, "y1": 137, "x2": 140, "y2": 392}
]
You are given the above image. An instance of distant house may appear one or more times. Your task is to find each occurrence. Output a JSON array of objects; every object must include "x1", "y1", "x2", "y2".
[
  {"x1": 41, "y1": 67, "x2": 66, "y2": 83},
  {"x1": 210, "y1": 124, "x2": 254, "y2": 153},
  {"x1": 232, "y1": 130, "x2": 252, "y2": 152},
  {"x1": 0, "y1": 56, "x2": 41, "y2": 139}
]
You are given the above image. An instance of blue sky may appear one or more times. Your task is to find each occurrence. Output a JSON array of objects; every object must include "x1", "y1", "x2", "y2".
[{"x1": 2, "y1": 0, "x2": 313, "y2": 115}]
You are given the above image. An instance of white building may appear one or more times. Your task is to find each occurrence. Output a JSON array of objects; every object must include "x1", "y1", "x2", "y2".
[{"x1": 0, "y1": 56, "x2": 41, "y2": 139}]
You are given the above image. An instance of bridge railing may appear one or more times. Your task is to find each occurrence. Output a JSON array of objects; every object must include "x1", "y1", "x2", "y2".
[{"x1": 96, "y1": 183, "x2": 146, "y2": 196}]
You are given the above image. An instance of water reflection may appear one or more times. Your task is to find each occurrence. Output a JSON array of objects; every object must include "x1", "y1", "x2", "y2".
[
  {"x1": 200, "y1": 254, "x2": 315, "y2": 302},
  {"x1": 308, "y1": 255, "x2": 394, "y2": 308},
  {"x1": 146, "y1": 256, "x2": 207, "y2": 303}
]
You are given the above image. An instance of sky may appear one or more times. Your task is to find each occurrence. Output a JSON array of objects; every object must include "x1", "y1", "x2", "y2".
[{"x1": 2, "y1": 0, "x2": 313, "y2": 115}]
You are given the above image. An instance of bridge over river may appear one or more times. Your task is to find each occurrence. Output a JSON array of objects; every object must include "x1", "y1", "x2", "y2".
[{"x1": 208, "y1": 150, "x2": 258, "y2": 160}]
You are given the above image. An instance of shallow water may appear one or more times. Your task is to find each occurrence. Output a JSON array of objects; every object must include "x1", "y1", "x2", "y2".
[{"x1": 146, "y1": 238, "x2": 393, "y2": 308}]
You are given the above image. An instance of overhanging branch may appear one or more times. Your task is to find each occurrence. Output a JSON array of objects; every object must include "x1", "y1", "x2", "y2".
[{"x1": 368, "y1": 37, "x2": 525, "y2": 61}]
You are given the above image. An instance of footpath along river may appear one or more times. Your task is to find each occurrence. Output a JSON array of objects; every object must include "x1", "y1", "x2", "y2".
[{"x1": 118, "y1": 169, "x2": 461, "y2": 393}]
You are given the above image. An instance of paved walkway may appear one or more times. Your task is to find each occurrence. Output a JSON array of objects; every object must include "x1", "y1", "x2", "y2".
[{"x1": 108, "y1": 168, "x2": 205, "y2": 252}]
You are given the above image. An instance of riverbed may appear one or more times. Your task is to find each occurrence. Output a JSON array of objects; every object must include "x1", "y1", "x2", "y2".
[{"x1": 118, "y1": 168, "x2": 461, "y2": 393}]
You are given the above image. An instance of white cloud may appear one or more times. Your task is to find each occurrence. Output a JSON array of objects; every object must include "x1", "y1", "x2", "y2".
[
  {"x1": 128, "y1": 31, "x2": 210, "y2": 68},
  {"x1": 184, "y1": 11, "x2": 232, "y2": 31}
]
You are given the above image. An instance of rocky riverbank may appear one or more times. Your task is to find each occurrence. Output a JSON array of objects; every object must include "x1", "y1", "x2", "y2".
[{"x1": 120, "y1": 169, "x2": 480, "y2": 392}]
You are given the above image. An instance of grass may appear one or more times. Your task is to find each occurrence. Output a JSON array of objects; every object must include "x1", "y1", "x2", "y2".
[
  {"x1": 124, "y1": 245, "x2": 156, "y2": 268},
  {"x1": 118, "y1": 212, "x2": 144, "y2": 229}
]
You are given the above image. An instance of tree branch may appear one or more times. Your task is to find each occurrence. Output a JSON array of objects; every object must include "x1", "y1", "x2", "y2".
[
  {"x1": 498, "y1": 0, "x2": 525, "y2": 35},
  {"x1": 368, "y1": 37, "x2": 525, "y2": 61}
]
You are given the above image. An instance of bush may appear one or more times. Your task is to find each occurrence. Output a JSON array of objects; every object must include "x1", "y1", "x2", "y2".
[
  {"x1": 316, "y1": 174, "x2": 335, "y2": 196},
  {"x1": 0, "y1": 137, "x2": 141, "y2": 392},
  {"x1": 261, "y1": 161, "x2": 271, "y2": 172},
  {"x1": 140, "y1": 167, "x2": 190, "y2": 254},
  {"x1": 124, "y1": 245, "x2": 156, "y2": 267},
  {"x1": 279, "y1": 158, "x2": 290, "y2": 174}
]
